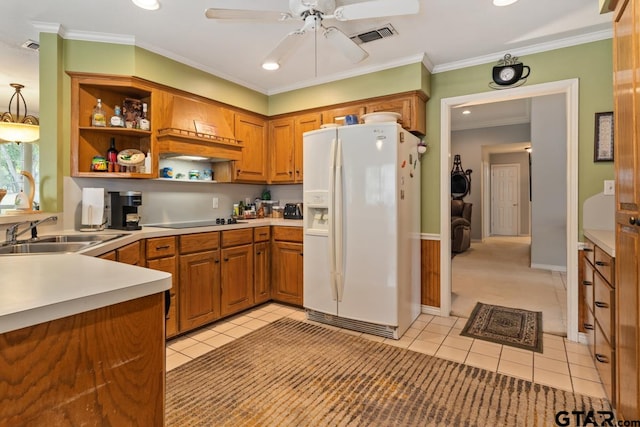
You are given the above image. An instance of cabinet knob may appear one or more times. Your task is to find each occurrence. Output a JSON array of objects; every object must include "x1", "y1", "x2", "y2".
[
  {"x1": 595, "y1": 261, "x2": 608, "y2": 266},
  {"x1": 300, "y1": 253, "x2": 303, "y2": 256},
  {"x1": 594, "y1": 301, "x2": 609, "y2": 309},
  {"x1": 237, "y1": 169, "x2": 242, "y2": 175},
  {"x1": 595, "y1": 353, "x2": 609, "y2": 364},
  {"x1": 296, "y1": 170, "x2": 300, "y2": 175},
  {"x1": 155, "y1": 245, "x2": 170, "y2": 250},
  {"x1": 583, "y1": 323, "x2": 594, "y2": 330},
  {"x1": 215, "y1": 259, "x2": 220, "y2": 264},
  {"x1": 256, "y1": 251, "x2": 261, "y2": 255},
  {"x1": 288, "y1": 171, "x2": 293, "y2": 176},
  {"x1": 224, "y1": 258, "x2": 229, "y2": 262},
  {"x1": 582, "y1": 280, "x2": 592, "y2": 286},
  {"x1": 583, "y1": 248, "x2": 593, "y2": 252},
  {"x1": 630, "y1": 216, "x2": 638, "y2": 225}
]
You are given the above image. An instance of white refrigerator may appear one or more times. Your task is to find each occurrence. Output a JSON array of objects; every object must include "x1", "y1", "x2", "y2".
[{"x1": 303, "y1": 122, "x2": 421, "y2": 339}]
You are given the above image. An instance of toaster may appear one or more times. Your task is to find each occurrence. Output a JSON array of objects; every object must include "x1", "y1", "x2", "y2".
[{"x1": 283, "y1": 203, "x2": 303, "y2": 219}]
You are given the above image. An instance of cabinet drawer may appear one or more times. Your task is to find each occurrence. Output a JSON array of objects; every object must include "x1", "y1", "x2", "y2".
[
  {"x1": 594, "y1": 321, "x2": 615, "y2": 403},
  {"x1": 272, "y1": 226, "x2": 303, "y2": 243},
  {"x1": 583, "y1": 238, "x2": 595, "y2": 265},
  {"x1": 117, "y1": 241, "x2": 144, "y2": 266},
  {"x1": 179, "y1": 232, "x2": 219, "y2": 254},
  {"x1": 222, "y1": 228, "x2": 253, "y2": 247},
  {"x1": 594, "y1": 272, "x2": 615, "y2": 345},
  {"x1": 146, "y1": 236, "x2": 176, "y2": 259},
  {"x1": 584, "y1": 306, "x2": 595, "y2": 355},
  {"x1": 594, "y1": 246, "x2": 614, "y2": 286},
  {"x1": 583, "y1": 258, "x2": 594, "y2": 313},
  {"x1": 253, "y1": 226, "x2": 271, "y2": 242}
]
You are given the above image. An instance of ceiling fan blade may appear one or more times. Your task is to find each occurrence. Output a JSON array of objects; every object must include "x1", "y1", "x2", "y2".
[
  {"x1": 333, "y1": 0, "x2": 419, "y2": 21},
  {"x1": 205, "y1": 8, "x2": 291, "y2": 21},
  {"x1": 262, "y1": 30, "x2": 307, "y2": 69},
  {"x1": 323, "y1": 27, "x2": 369, "y2": 63}
]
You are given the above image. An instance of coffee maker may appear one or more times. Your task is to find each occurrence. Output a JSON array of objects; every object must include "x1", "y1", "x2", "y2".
[{"x1": 109, "y1": 191, "x2": 142, "y2": 230}]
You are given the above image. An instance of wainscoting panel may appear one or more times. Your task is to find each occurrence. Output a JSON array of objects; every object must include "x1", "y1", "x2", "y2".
[{"x1": 421, "y1": 239, "x2": 441, "y2": 307}]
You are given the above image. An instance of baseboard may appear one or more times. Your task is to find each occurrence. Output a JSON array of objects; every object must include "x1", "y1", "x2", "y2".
[
  {"x1": 421, "y1": 305, "x2": 445, "y2": 316},
  {"x1": 530, "y1": 263, "x2": 567, "y2": 272},
  {"x1": 576, "y1": 332, "x2": 588, "y2": 345}
]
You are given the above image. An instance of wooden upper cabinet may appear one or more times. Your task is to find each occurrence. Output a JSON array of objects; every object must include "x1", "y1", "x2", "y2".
[
  {"x1": 233, "y1": 112, "x2": 268, "y2": 182},
  {"x1": 321, "y1": 105, "x2": 366, "y2": 126},
  {"x1": 269, "y1": 117, "x2": 295, "y2": 182},
  {"x1": 364, "y1": 92, "x2": 427, "y2": 135},
  {"x1": 294, "y1": 113, "x2": 322, "y2": 182}
]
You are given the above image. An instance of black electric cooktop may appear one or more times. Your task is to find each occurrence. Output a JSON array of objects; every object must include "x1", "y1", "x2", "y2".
[{"x1": 148, "y1": 219, "x2": 246, "y2": 229}]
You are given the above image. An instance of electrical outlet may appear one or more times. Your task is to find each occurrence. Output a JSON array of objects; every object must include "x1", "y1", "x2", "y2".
[
  {"x1": 212, "y1": 197, "x2": 219, "y2": 209},
  {"x1": 604, "y1": 180, "x2": 615, "y2": 196}
]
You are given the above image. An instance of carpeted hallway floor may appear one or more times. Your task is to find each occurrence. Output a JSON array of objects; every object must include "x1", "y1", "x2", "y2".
[{"x1": 451, "y1": 236, "x2": 567, "y2": 336}]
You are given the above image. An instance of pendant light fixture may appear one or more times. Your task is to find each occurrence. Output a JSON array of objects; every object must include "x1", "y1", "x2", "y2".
[
  {"x1": 132, "y1": 0, "x2": 160, "y2": 11},
  {"x1": 0, "y1": 83, "x2": 39, "y2": 144}
]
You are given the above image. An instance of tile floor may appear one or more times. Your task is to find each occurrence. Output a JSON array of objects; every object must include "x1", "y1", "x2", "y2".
[{"x1": 166, "y1": 303, "x2": 607, "y2": 400}]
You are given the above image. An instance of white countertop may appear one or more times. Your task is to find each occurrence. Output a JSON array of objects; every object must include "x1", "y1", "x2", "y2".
[
  {"x1": 0, "y1": 218, "x2": 302, "y2": 334},
  {"x1": 584, "y1": 228, "x2": 615, "y2": 258},
  {"x1": 0, "y1": 254, "x2": 171, "y2": 334}
]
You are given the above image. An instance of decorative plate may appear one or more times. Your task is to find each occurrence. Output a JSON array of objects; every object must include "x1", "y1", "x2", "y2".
[{"x1": 117, "y1": 149, "x2": 145, "y2": 166}]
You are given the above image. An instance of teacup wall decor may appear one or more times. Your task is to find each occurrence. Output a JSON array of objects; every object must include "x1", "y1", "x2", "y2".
[{"x1": 489, "y1": 54, "x2": 530, "y2": 89}]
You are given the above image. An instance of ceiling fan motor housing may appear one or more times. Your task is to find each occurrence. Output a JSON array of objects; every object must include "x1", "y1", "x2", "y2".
[{"x1": 292, "y1": 0, "x2": 336, "y2": 16}]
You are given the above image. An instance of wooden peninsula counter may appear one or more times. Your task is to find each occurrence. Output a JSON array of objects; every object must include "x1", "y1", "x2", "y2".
[{"x1": 0, "y1": 254, "x2": 171, "y2": 425}]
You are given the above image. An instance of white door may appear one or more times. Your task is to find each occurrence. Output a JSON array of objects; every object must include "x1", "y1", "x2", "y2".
[{"x1": 491, "y1": 164, "x2": 520, "y2": 236}]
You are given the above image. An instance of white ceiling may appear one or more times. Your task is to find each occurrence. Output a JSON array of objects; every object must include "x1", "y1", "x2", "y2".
[{"x1": 0, "y1": 0, "x2": 612, "y2": 119}]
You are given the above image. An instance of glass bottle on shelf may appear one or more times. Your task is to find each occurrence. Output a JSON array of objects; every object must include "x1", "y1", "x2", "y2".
[
  {"x1": 138, "y1": 102, "x2": 150, "y2": 131},
  {"x1": 106, "y1": 137, "x2": 118, "y2": 172},
  {"x1": 110, "y1": 105, "x2": 125, "y2": 127},
  {"x1": 91, "y1": 98, "x2": 107, "y2": 127}
]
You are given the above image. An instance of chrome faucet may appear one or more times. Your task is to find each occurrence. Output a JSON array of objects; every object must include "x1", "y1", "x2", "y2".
[{"x1": 5, "y1": 215, "x2": 58, "y2": 245}]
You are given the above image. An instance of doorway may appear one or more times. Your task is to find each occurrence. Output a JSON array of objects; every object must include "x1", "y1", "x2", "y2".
[
  {"x1": 438, "y1": 79, "x2": 579, "y2": 342},
  {"x1": 490, "y1": 163, "x2": 520, "y2": 236}
]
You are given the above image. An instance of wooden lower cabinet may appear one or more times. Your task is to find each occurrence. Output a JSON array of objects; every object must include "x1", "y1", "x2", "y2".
[
  {"x1": 220, "y1": 244, "x2": 254, "y2": 316},
  {"x1": 146, "y1": 236, "x2": 178, "y2": 338},
  {"x1": 179, "y1": 250, "x2": 221, "y2": 331},
  {"x1": 254, "y1": 241, "x2": 271, "y2": 304},
  {"x1": 116, "y1": 240, "x2": 145, "y2": 266},
  {"x1": 272, "y1": 240, "x2": 303, "y2": 306}
]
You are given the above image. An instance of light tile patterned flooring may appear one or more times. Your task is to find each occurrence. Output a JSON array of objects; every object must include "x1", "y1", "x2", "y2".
[{"x1": 166, "y1": 303, "x2": 607, "y2": 401}]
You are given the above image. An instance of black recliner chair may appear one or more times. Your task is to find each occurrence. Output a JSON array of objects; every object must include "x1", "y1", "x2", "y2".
[{"x1": 451, "y1": 199, "x2": 472, "y2": 253}]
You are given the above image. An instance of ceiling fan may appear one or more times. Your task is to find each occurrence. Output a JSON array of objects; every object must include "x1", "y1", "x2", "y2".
[{"x1": 205, "y1": 0, "x2": 420, "y2": 70}]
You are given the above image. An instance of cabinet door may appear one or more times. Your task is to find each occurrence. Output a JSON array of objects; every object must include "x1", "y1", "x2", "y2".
[
  {"x1": 365, "y1": 97, "x2": 412, "y2": 129},
  {"x1": 294, "y1": 113, "x2": 322, "y2": 183},
  {"x1": 272, "y1": 241, "x2": 303, "y2": 306},
  {"x1": 321, "y1": 105, "x2": 366, "y2": 126},
  {"x1": 254, "y1": 241, "x2": 271, "y2": 304},
  {"x1": 99, "y1": 250, "x2": 116, "y2": 261},
  {"x1": 179, "y1": 250, "x2": 221, "y2": 331},
  {"x1": 613, "y1": 0, "x2": 640, "y2": 419},
  {"x1": 220, "y1": 244, "x2": 254, "y2": 316},
  {"x1": 234, "y1": 112, "x2": 268, "y2": 182},
  {"x1": 269, "y1": 118, "x2": 295, "y2": 182},
  {"x1": 117, "y1": 241, "x2": 145, "y2": 266},
  {"x1": 147, "y1": 255, "x2": 179, "y2": 338}
]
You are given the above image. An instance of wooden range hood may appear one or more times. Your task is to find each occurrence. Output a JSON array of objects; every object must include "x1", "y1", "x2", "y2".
[{"x1": 156, "y1": 94, "x2": 243, "y2": 161}]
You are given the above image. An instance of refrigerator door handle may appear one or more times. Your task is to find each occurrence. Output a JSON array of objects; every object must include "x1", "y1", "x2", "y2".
[
  {"x1": 335, "y1": 138, "x2": 345, "y2": 302},
  {"x1": 328, "y1": 138, "x2": 338, "y2": 301}
]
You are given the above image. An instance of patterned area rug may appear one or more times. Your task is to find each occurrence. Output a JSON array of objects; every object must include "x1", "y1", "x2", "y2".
[
  {"x1": 461, "y1": 302, "x2": 543, "y2": 353},
  {"x1": 165, "y1": 318, "x2": 608, "y2": 426}
]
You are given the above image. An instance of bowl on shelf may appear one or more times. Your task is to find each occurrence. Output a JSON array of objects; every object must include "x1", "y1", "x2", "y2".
[
  {"x1": 0, "y1": 189, "x2": 6, "y2": 204},
  {"x1": 361, "y1": 112, "x2": 401, "y2": 124}
]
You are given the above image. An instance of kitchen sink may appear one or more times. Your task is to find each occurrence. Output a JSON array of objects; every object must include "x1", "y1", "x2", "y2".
[
  {"x1": 0, "y1": 242, "x2": 95, "y2": 254},
  {"x1": 0, "y1": 233, "x2": 126, "y2": 255},
  {"x1": 33, "y1": 233, "x2": 125, "y2": 244}
]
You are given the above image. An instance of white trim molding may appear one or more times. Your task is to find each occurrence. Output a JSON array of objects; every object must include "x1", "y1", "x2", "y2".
[
  {"x1": 440, "y1": 78, "x2": 580, "y2": 342},
  {"x1": 420, "y1": 233, "x2": 440, "y2": 241}
]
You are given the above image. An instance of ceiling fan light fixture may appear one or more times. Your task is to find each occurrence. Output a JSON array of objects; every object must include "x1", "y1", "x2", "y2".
[
  {"x1": 262, "y1": 61, "x2": 280, "y2": 71},
  {"x1": 493, "y1": 0, "x2": 519, "y2": 6},
  {"x1": 132, "y1": 0, "x2": 160, "y2": 11}
]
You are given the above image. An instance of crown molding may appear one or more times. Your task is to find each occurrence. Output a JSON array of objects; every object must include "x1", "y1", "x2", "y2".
[{"x1": 432, "y1": 28, "x2": 613, "y2": 74}]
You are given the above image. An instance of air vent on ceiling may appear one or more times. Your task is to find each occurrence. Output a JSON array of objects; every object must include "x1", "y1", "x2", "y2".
[
  {"x1": 350, "y1": 24, "x2": 397, "y2": 45},
  {"x1": 21, "y1": 39, "x2": 40, "y2": 51}
]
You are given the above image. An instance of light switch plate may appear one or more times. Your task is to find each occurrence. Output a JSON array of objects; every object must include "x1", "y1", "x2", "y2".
[
  {"x1": 212, "y1": 197, "x2": 219, "y2": 209},
  {"x1": 604, "y1": 180, "x2": 615, "y2": 195}
]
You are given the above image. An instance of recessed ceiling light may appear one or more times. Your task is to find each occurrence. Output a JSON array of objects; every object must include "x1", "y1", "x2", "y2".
[
  {"x1": 132, "y1": 0, "x2": 160, "y2": 10},
  {"x1": 462, "y1": 110, "x2": 471, "y2": 115},
  {"x1": 493, "y1": 0, "x2": 519, "y2": 6},
  {"x1": 262, "y1": 61, "x2": 280, "y2": 71}
]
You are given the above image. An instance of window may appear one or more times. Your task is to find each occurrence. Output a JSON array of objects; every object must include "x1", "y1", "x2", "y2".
[{"x1": 0, "y1": 142, "x2": 39, "y2": 209}]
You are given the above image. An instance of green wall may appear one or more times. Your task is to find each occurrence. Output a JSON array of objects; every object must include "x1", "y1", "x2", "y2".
[
  {"x1": 39, "y1": 35, "x2": 613, "y2": 232},
  {"x1": 422, "y1": 39, "x2": 614, "y2": 235},
  {"x1": 268, "y1": 62, "x2": 429, "y2": 115}
]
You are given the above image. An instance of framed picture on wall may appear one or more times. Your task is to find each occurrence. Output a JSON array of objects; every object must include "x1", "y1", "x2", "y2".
[{"x1": 594, "y1": 111, "x2": 614, "y2": 162}]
